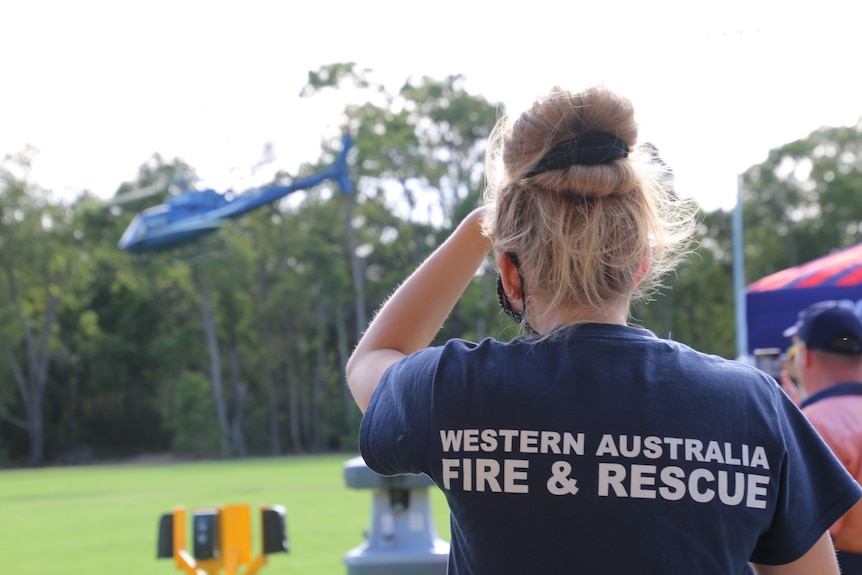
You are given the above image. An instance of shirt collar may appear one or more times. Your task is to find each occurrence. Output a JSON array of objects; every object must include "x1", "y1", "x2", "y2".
[{"x1": 800, "y1": 382, "x2": 862, "y2": 409}]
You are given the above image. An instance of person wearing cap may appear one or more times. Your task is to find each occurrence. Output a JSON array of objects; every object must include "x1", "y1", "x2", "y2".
[{"x1": 785, "y1": 300, "x2": 862, "y2": 574}]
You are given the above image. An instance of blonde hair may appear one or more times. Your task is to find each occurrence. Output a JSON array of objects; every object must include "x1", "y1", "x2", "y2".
[{"x1": 482, "y1": 85, "x2": 697, "y2": 321}]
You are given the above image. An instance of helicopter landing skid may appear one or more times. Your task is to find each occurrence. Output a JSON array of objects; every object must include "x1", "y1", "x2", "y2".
[
  {"x1": 166, "y1": 236, "x2": 231, "y2": 266},
  {"x1": 128, "y1": 235, "x2": 231, "y2": 266}
]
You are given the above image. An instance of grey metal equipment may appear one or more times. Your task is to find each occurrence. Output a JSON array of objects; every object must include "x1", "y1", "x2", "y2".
[{"x1": 343, "y1": 456, "x2": 449, "y2": 574}]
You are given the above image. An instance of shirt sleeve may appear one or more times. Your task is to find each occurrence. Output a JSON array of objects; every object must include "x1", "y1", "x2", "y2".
[{"x1": 359, "y1": 347, "x2": 441, "y2": 477}]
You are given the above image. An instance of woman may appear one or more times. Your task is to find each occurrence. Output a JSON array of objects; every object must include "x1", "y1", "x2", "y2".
[{"x1": 346, "y1": 85, "x2": 861, "y2": 574}]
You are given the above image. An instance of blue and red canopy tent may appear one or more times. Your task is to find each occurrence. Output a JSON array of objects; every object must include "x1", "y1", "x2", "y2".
[{"x1": 746, "y1": 242, "x2": 862, "y2": 354}]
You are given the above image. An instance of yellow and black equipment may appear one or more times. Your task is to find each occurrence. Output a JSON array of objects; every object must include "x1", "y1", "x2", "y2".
[{"x1": 157, "y1": 503, "x2": 287, "y2": 575}]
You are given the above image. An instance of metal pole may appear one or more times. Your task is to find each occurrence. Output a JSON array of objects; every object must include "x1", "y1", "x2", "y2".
[{"x1": 732, "y1": 174, "x2": 747, "y2": 359}]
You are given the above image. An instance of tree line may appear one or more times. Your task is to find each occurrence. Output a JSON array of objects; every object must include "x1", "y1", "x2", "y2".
[{"x1": 2, "y1": 64, "x2": 861, "y2": 467}]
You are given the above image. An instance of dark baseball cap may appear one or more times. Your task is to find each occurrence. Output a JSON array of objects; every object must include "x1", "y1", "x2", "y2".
[{"x1": 783, "y1": 300, "x2": 862, "y2": 354}]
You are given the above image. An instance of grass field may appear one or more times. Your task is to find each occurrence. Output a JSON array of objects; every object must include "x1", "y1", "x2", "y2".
[{"x1": 0, "y1": 454, "x2": 452, "y2": 574}]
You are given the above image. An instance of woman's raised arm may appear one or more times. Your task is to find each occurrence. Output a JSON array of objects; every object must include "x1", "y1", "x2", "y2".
[{"x1": 345, "y1": 207, "x2": 492, "y2": 412}]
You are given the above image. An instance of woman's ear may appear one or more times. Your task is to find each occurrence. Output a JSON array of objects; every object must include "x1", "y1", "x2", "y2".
[
  {"x1": 496, "y1": 252, "x2": 523, "y2": 303},
  {"x1": 634, "y1": 248, "x2": 651, "y2": 287}
]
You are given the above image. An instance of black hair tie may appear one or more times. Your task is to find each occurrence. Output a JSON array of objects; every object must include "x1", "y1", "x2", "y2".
[{"x1": 525, "y1": 132, "x2": 629, "y2": 177}]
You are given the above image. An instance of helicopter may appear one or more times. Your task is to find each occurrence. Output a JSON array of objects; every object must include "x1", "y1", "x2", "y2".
[{"x1": 117, "y1": 130, "x2": 353, "y2": 254}]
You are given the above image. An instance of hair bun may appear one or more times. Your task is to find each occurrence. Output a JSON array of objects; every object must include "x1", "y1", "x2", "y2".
[
  {"x1": 482, "y1": 84, "x2": 697, "y2": 316},
  {"x1": 502, "y1": 86, "x2": 640, "y2": 198}
]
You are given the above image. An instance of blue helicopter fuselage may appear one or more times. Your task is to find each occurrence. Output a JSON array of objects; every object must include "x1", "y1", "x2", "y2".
[
  {"x1": 117, "y1": 131, "x2": 353, "y2": 253},
  {"x1": 117, "y1": 189, "x2": 230, "y2": 252}
]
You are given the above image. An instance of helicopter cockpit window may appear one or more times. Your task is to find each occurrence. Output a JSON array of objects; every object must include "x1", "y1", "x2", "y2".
[
  {"x1": 117, "y1": 215, "x2": 146, "y2": 247},
  {"x1": 127, "y1": 217, "x2": 145, "y2": 239},
  {"x1": 146, "y1": 213, "x2": 169, "y2": 230}
]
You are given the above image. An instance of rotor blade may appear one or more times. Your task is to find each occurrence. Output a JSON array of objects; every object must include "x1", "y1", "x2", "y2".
[{"x1": 109, "y1": 183, "x2": 166, "y2": 205}]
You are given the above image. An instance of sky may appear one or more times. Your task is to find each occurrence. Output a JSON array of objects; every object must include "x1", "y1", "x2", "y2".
[{"x1": 2, "y1": 1, "x2": 861, "y2": 213}]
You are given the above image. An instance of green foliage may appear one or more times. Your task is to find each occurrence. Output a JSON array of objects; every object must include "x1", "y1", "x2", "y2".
[
  {"x1": 162, "y1": 370, "x2": 221, "y2": 457},
  {"x1": 300, "y1": 62, "x2": 379, "y2": 96},
  {"x1": 636, "y1": 119, "x2": 862, "y2": 359},
  {"x1": 741, "y1": 121, "x2": 862, "y2": 280},
  {"x1": 0, "y1": 149, "x2": 87, "y2": 464},
  {"x1": 2, "y1": 63, "x2": 860, "y2": 465}
]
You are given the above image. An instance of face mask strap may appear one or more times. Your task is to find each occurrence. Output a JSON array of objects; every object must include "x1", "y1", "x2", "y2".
[{"x1": 496, "y1": 252, "x2": 537, "y2": 335}]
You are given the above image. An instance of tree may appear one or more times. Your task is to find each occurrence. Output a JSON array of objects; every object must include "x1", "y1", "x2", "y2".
[
  {"x1": 633, "y1": 208, "x2": 738, "y2": 359},
  {"x1": 741, "y1": 120, "x2": 862, "y2": 282},
  {"x1": 66, "y1": 156, "x2": 203, "y2": 460},
  {"x1": 17, "y1": 69, "x2": 861, "y2": 465},
  {"x1": 0, "y1": 148, "x2": 84, "y2": 465},
  {"x1": 641, "y1": 120, "x2": 862, "y2": 361},
  {"x1": 301, "y1": 63, "x2": 502, "y2": 336}
]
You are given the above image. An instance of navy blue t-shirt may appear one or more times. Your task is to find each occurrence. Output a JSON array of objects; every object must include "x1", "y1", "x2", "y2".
[{"x1": 360, "y1": 323, "x2": 862, "y2": 574}]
